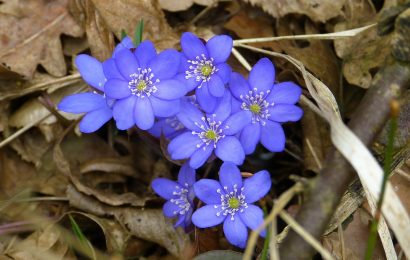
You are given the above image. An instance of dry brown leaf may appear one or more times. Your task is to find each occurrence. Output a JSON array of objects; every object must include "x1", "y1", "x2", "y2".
[
  {"x1": 89, "y1": 0, "x2": 179, "y2": 50},
  {"x1": 0, "y1": 0, "x2": 83, "y2": 80},
  {"x1": 159, "y1": 0, "x2": 215, "y2": 12},
  {"x1": 242, "y1": 0, "x2": 344, "y2": 23},
  {"x1": 67, "y1": 185, "x2": 190, "y2": 257},
  {"x1": 323, "y1": 208, "x2": 386, "y2": 260},
  {"x1": 334, "y1": 0, "x2": 391, "y2": 89},
  {"x1": 69, "y1": 0, "x2": 115, "y2": 61}
]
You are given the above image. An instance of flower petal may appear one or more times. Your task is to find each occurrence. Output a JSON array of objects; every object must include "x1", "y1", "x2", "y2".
[
  {"x1": 239, "y1": 204, "x2": 266, "y2": 237},
  {"x1": 260, "y1": 120, "x2": 285, "y2": 152},
  {"x1": 175, "y1": 73, "x2": 200, "y2": 92},
  {"x1": 215, "y1": 136, "x2": 245, "y2": 165},
  {"x1": 113, "y1": 36, "x2": 134, "y2": 57},
  {"x1": 194, "y1": 179, "x2": 223, "y2": 205},
  {"x1": 207, "y1": 75, "x2": 225, "y2": 97},
  {"x1": 195, "y1": 85, "x2": 218, "y2": 113},
  {"x1": 240, "y1": 123, "x2": 261, "y2": 155},
  {"x1": 219, "y1": 162, "x2": 242, "y2": 192},
  {"x1": 223, "y1": 216, "x2": 248, "y2": 248},
  {"x1": 178, "y1": 163, "x2": 196, "y2": 186},
  {"x1": 243, "y1": 170, "x2": 271, "y2": 203},
  {"x1": 222, "y1": 111, "x2": 252, "y2": 135},
  {"x1": 79, "y1": 107, "x2": 112, "y2": 133},
  {"x1": 168, "y1": 132, "x2": 202, "y2": 159},
  {"x1": 216, "y1": 63, "x2": 231, "y2": 84},
  {"x1": 58, "y1": 93, "x2": 106, "y2": 113},
  {"x1": 135, "y1": 40, "x2": 157, "y2": 68},
  {"x1": 206, "y1": 35, "x2": 233, "y2": 63},
  {"x1": 113, "y1": 96, "x2": 136, "y2": 130},
  {"x1": 163, "y1": 201, "x2": 180, "y2": 218},
  {"x1": 152, "y1": 178, "x2": 180, "y2": 200},
  {"x1": 75, "y1": 55, "x2": 106, "y2": 91},
  {"x1": 189, "y1": 144, "x2": 214, "y2": 169},
  {"x1": 248, "y1": 58, "x2": 274, "y2": 93},
  {"x1": 192, "y1": 205, "x2": 225, "y2": 228},
  {"x1": 104, "y1": 79, "x2": 132, "y2": 99},
  {"x1": 176, "y1": 100, "x2": 203, "y2": 132},
  {"x1": 115, "y1": 49, "x2": 139, "y2": 81},
  {"x1": 268, "y1": 104, "x2": 303, "y2": 122},
  {"x1": 181, "y1": 32, "x2": 208, "y2": 60},
  {"x1": 150, "y1": 96, "x2": 180, "y2": 117},
  {"x1": 229, "y1": 72, "x2": 251, "y2": 100},
  {"x1": 102, "y1": 59, "x2": 123, "y2": 80},
  {"x1": 209, "y1": 91, "x2": 231, "y2": 122},
  {"x1": 154, "y1": 79, "x2": 187, "y2": 100},
  {"x1": 149, "y1": 49, "x2": 180, "y2": 79},
  {"x1": 266, "y1": 82, "x2": 302, "y2": 104},
  {"x1": 134, "y1": 97, "x2": 154, "y2": 130}
]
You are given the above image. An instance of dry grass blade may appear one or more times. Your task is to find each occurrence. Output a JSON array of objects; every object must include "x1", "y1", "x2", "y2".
[
  {"x1": 279, "y1": 210, "x2": 334, "y2": 260},
  {"x1": 233, "y1": 24, "x2": 375, "y2": 45},
  {"x1": 243, "y1": 182, "x2": 304, "y2": 260},
  {"x1": 235, "y1": 43, "x2": 409, "y2": 259}
]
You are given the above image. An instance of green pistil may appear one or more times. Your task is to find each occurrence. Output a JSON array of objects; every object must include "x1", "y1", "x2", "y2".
[
  {"x1": 249, "y1": 104, "x2": 261, "y2": 114},
  {"x1": 228, "y1": 197, "x2": 240, "y2": 209},
  {"x1": 201, "y1": 65, "x2": 212, "y2": 77},
  {"x1": 205, "y1": 130, "x2": 217, "y2": 140},
  {"x1": 137, "y1": 80, "x2": 147, "y2": 91}
]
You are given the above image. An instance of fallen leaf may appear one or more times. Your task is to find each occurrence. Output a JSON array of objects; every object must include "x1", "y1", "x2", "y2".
[
  {"x1": 242, "y1": 0, "x2": 344, "y2": 23},
  {"x1": 0, "y1": 0, "x2": 83, "y2": 79},
  {"x1": 67, "y1": 185, "x2": 190, "y2": 257},
  {"x1": 334, "y1": 0, "x2": 391, "y2": 89},
  {"x1": 89, "y1": 0, "x2": 179, "y2": 50},
  {"x1": 159, "y1": 0, "x2": 215, "y2": 12},
  {"x1": 69, "y1": 0, "x2": 115, "y2": 61},
  {"x1": 323, "y1": 208, "x2": 386, "y2": 260}
]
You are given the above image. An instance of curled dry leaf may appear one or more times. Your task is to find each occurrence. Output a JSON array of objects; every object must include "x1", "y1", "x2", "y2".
[
  {"x1": 69, "y1": 0, "x2": 115, "y2": 61},
  {"x1": 0, "y1": 0, "x2": 83, "y2": 80},
  {"x1": 67, "y1": 185, "x2": 190, "y2": 257},
  {"x1": 89, "y1": 0, "x2": 179, "y2": 50},
  {"x1": 334, "y1": 0, "x2": 391, "y2": 89},
  {"x1": 242, "y1": 0, "x2": 344, "y2": 23},
  {"x1": 159, "y1": 0, "x2": 215, "y2": 12}
]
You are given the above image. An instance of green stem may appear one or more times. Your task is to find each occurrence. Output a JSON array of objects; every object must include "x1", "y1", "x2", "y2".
[
  {"x1": 260, "y1": 205, "x2": 270, "y2": 260},
  {"x1": 364, "y1": 102, "x2": 398, "y2": 260}
]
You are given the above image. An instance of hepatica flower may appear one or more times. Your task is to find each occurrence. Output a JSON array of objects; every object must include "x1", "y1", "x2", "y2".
[
  {"x1": 58, "y1": 55, "x2": 113, "y2": 133},
  {"x1": 229, "y1": 58, "x2": 303, "y2": 154},
  {"x1": 148, "y1": 116, "x2": 185, "y2": 139},
  {"x1": 152, "y1": 163, "x2": 196, "y2": 229},
  {"x1": 168, "y1": 92, "x2": 251, "y2": 169},
  {"x1": 103, "y1": 40, "x2": 187, "y2": 130},
  {"x1": 177, "y1": 32, "x2": 232, "y2": 113},
  {"x1": 192, "y1": 162, "x2": 271, "y2": 248}
]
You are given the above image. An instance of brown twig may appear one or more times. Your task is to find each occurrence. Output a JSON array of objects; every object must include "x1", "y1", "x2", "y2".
[{"x1": 279, "y1": 62, "x2": 410, "y2": 259}]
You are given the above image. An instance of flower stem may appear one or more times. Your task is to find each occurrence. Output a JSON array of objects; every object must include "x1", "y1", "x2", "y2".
[{"x1": 260, "y1": 205, "x2": 270, "y2": 260}]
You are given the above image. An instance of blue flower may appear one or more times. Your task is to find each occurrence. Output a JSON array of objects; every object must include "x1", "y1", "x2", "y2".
[
  {"x1": 176, "y1": 32, "x2": 233, "y2": 113},
  {"x1": 229, "y1": 58, "x2": 303, "y2": 154},
  {"x1": 192, "y1": 162, "x2": 271, "y2": 248},
  {"x1": 168, "y1": 92, "x2": 251, "y2": 169},
  {"x1": 151, "y1": 163, "x2": 196, "y2": 230},
  {"x1": 58, "y1": 55, "x2": 113, "y2": 133},
  {"x1": 103, "y1": 40, "x2": 187, "y2": 130},
  {"x1": 148, "y1": 116, "x2": 185, "y2": 139}
]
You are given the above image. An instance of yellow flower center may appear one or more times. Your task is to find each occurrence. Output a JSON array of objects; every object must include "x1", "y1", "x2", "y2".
[
  {"x1": 249, "y1": 104, "x2": 261, "y2": 114},
  {"x1": 201, "y1": 65, "x2": 212, "y2": 77},
  {"x1": 137, "y1": 80, "x2": 147, "y2": 91},
  {"x1": 228, "y1": 197, "x2": 240, "y2": 209},
  {"x1": 205, "y1": 130, "x2": 217, "y2": 140}
]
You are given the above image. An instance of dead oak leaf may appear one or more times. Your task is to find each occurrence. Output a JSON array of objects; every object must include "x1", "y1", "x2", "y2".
[
  {"x1": 159, "y1": 0, "x2": 215, "y2": 12},
  {"x1": 242, "y1": 0, "x2": 344, "y2": 23},
  {"x1": 0, "y1": 0, "x2": 83, "y2": 80}
]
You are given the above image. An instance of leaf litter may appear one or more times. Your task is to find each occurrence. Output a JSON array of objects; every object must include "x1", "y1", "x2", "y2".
[{"x1": 0, "y1": 0, "x2": 409, "y2": 259}]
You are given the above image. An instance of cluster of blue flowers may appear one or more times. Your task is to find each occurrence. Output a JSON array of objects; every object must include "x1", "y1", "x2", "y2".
[{"x1": 58, "y1": 32, "x2": 303, "y2": 248}]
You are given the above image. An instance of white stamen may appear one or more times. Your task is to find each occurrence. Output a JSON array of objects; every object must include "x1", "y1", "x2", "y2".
[
  {"x1": 185, "y1": 54, "x2": 218, "y2": 88},
  {"x1": 240, "y1": 88, "x2": 274, "y2": 126},
  {"x1": 128, "y1": 68, "x2": 160, "y2": 98}
]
